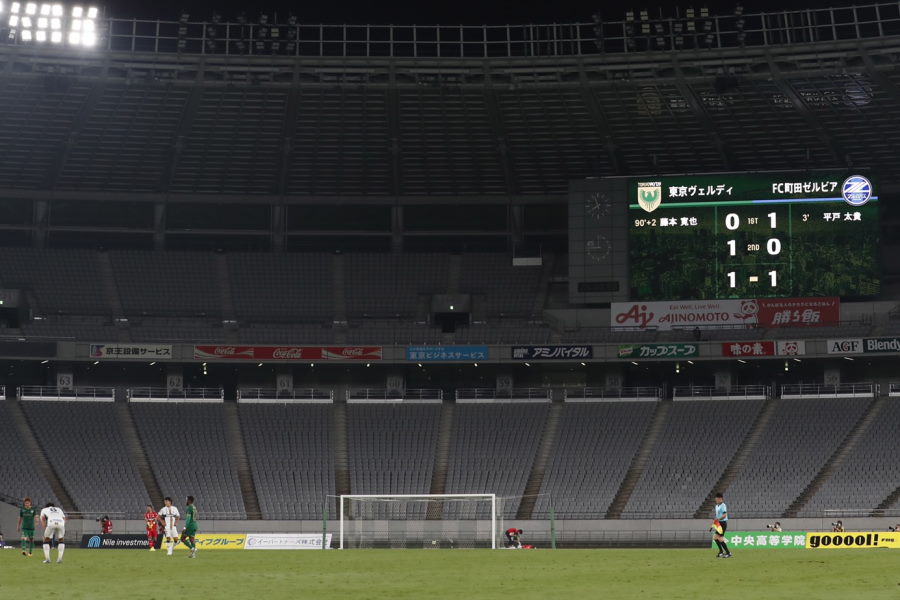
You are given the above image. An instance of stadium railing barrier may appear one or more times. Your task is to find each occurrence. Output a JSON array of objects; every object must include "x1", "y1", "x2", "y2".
[{"x1": 88, "y1": 2, "x2": 900, "y2": 58}]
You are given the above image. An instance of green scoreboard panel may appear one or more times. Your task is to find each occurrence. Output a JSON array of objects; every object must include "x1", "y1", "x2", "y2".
[{"x1": 628, "y1": 172, "x2": 879, "y2": 300}]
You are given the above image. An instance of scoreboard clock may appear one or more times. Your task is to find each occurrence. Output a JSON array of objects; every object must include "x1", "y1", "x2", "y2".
[{"x1": 627, "y1": 172, "x2": 879, "y2": 300}]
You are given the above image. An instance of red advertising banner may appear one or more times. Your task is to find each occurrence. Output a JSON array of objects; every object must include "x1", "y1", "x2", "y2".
[
  {"x1": 722, "y1": 340, "x2": 807, "y2": 358},
  {"x1": 722, "y1": 341, "x2": 776, "y2": 357},
  {"x1": 755, "y1": 297, "x2": 840, "y2": 327},
  {"x1": 193, "y1": 346, "x2": 382, "y2": 361}
]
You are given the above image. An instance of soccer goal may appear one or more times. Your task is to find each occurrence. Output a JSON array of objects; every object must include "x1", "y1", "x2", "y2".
[{"x1": 338, "y1": 494, "x2": 498, "y2": 549}]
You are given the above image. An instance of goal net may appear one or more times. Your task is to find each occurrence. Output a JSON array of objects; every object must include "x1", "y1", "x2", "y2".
[{"x1": 338, "y1": 494, "x2": 498, "y2": 549}]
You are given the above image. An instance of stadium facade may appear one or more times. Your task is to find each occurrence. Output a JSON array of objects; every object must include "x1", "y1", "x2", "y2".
[{"x1": 1, "y1": 2, "x2": 900, "y2": 545}]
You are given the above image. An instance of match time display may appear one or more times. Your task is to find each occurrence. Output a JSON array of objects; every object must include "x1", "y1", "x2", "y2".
[{"x1": 628, "y1": 172, "x2": 879, "y2": 300}]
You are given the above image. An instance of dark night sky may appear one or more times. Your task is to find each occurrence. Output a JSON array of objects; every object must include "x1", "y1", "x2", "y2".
[{"x1": 102, "y1": 0, "x2": 868, "y2": 24}]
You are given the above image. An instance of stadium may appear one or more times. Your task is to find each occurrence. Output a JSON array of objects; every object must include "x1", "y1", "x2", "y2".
[{"x1": 0, "y1": 0, "x2": 899, "y2": 597}]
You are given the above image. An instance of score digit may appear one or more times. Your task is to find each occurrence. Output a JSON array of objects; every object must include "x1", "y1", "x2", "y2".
[
  {"x1": 727, "y1": 271, "x2": 736, "y2": 288},
  {"x1": 768, "y1": 212, "x2": 777, "y2": 228},
  {"x1": 768, "y1": 270, "x2": 777, "y2": 287},
  {"x1": 767, "y1": 238, "x2": 781, "y2": 255},
  {"x1": 725, "y1": 213, "x2": 740, "y2": 231},
  {"x1": 727, "y1": 240, "x2": 736, "y2": 256}
]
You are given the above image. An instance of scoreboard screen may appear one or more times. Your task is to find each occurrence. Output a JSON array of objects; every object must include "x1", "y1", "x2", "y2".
[{"x1": 628, "y1": 172, "x2": 879, "y2": 300}]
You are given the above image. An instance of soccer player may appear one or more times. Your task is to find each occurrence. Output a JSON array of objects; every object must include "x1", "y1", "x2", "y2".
[
  {"x1": 144, "y1": 504, "x2": 159, "y2": 551},
  {"x1": 157, "y1": 497, "x2": 180, "y2": 556},
  {"x1": 39, "y1": 502, "x2": 66, "y2": 564},
  {"x1": 713, "y1": 493, "x2": 732, "y2": 558},
  {"x1": 180, "y1": 495, "x2": 198, "y2": 559},
  {"x1": 17, "y1": 497, "x2": 37, "y2": 557},
  {"x1": 504, "y1": 527, "x2": 523, "y2": 548}
]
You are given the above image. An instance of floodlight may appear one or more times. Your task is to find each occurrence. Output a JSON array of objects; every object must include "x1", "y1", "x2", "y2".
[
  {"x1": 50, "y1": 29, "x2": 60, "y2": 41},
  {"x1": 35, "y1": 29, "x2": 45, "y2": 40},
  {"x1": 82, "y1": 18, "x2": 93, "y2": 31},
  {"x1": 71, "y1": 17, "x2": 80, "y2": 29},
  {"x1": 81, "y1": 30, "x2": 94, "y2": 45},
  {"x1": 38, "y1": 3, "x2": 47, "y2": 14},
  {"x1": 21, "y1": 28, "x2": 31, "y2": 39},
  {"x1": 86, "y1": 5, "x2": 95, "y2": 17},
  {"x1": 50, "y1": 3, "x2": 60, "y2": 15},
  {"x1": 24, "y1": 1, "x2": 35, "y2": 13},
  {"x1": 68, "y1": 30, "x2": 79, "y2": 43},
  {"x1": 11, "y1": 1, "x2": 19, "y2": 11},
  {"x1": 50, "y1": 16, "x2": 59, "y2": 28},
  {"x1": 9, "y1": 14, "x2": 17, "y2": 25},
  {"x1": 21, "y1": 15, "x2": 30, "y2": 26},
  {"x1": 37, "y1": 15, "x2": 45, "y2": 27},
  {"x1": 0, "y1": 1, "x2": 3, "y2": 13},
  {"x1": 71, "y1": 4, "x2": 81, "y2": 16}
]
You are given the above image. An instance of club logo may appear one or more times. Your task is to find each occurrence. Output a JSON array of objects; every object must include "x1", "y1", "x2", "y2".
[
  {"x1": 87, "y1": 536, "x2": 101, "y2": 548},
  {"x1": 637, "y1": 182, "x2": 662, "y2": 213},
  {"x1": 841, "y1": 175, "x2": 872, "y2": 206}
]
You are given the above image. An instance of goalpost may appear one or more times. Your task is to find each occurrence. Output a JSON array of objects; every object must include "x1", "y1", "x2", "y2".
[{"x1": 338, "y1": 494, "x2": 497, "y2": 550}]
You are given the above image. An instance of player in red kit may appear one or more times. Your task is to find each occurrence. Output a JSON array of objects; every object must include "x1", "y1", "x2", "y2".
[
  {"x1": 505, "y1": 527, "x2": 523, "y2": 548},
  {"x1": 144, "y1": 505, "x2": 159, "y2": 551}
]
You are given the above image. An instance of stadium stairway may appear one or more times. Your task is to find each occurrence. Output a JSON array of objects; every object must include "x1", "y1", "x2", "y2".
[
  {"x1": 447, "y1": 255, "x2": 461, "y2": 294},
  {"x1": 426, "y1": 401, "x2": 455, "y2": 520},
  {"x1": 605, "y1": 400, "x2": 672, "y2": 519},
  {"x1": 5, "y1": 399, "x2": 78, "y2": 514},
  {"x1": 333, "y1": 254, "x2": 348, "y2": 343},
  {"x1": 96, "y1": 251, "x2": 129, "y2": 341},
  {"x1": 118, "y1": 403, "x2": 164, "y2": 505},
  {"x1": 215, "y1": 254, "x2": 240, "y2": 343},
  {"x1": 784, "y1": 396, "x2": 884, "y2": 518},
  {"x1": 223, "y1": 403, "x2": 262, "y2": 519},
  {"x1": 875, "y1": 482, "x2": 900, "y2": 515},
  {"x1": 530, "y1": 255, "x2": 556, "y2": 318},
  {"x1": 516, "y1": 400, "x2": 563, "y2": 520},
  {"x1": 693, "y1": 396, "x2": 779, "y2": 519},
  {"x1": 333, "y1": 403, "x2": 351, "y2": 498},
  {"x1": 215, "y1": 253, "x2": 237, "y2": 322}
]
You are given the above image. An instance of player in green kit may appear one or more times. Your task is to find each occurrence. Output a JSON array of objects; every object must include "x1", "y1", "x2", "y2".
[
  {"x1": 17, "y1": 497, "x2": 37, "y2": 557},
  {"x1": 180, "y1": 496, "x2": 198, "y2": 558}
]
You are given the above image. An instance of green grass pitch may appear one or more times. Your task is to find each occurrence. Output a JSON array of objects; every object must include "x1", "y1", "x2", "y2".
[{"x1": 1, "y1": 548, "x2": 898, "y2": 599}]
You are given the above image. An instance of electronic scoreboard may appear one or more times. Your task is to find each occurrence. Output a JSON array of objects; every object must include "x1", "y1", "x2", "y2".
[{"x1": 627, "y1": 172, "x2": 879, "y2": 300}]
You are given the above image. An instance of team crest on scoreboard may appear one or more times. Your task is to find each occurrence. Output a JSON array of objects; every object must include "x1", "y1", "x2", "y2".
[
  {"x1": 841, "y1": 175, "x2": 872, "y2": 206},
  {"x1": 637, "y1": 182, "x2": 662, "y2": 213}
]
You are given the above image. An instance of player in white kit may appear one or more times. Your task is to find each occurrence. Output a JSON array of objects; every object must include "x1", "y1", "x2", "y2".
[
  {"x1": 39, "y1": 503, "x2": 67, "y2": 564},
  {"x1": 157, "y1": 497, "x2": 180, "y2": 556}
]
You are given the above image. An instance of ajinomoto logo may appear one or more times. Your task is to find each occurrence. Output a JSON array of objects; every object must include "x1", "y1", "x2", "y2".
[
  {"x1": 637, "y1": 182, "x2": 662, "y2": 213},
  {"x1": 806, "y1": 532, "x2": 900, "y2": 549}
]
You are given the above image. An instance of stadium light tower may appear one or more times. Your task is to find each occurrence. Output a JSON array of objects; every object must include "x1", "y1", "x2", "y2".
[{"x1": 6, "y1": 2, "x2": 99, "y2": 46}]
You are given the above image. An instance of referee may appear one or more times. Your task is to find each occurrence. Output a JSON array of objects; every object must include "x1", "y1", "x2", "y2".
[{"x1": 713, "y1": 493, "x2": 732, "y2": 558}]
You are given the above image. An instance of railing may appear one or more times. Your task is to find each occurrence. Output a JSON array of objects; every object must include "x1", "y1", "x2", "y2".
[
  {"x1": 564, "y1": 387, "x2": 660, "y2": 402},
  {"x1": 455, "y1": 388, "x2": 551, "y2": 403},
  {"x1": 890, "y1": 383, "x2": 900, "y2": 397},
  {"x1": 672, "y1": 385, "x2": 769, "y2": 401},
  {"x1": 346, "y1": 388, "x2": 443, "y2": 404},
  {"x1": 127, "y1": 387, "x2": 224, "y2": 403},
  {"x1": 18, "y1": 385, "x2": 115, "y2": 402},
  {"x1": 4, "y1": 2, "x2": 891, "y2": 59},
  {"x1": 237, "y1": 388, "x2": 333, "y2": 403},
  {"x1": 780, "y1": 382, "x2": 875, "y2": 399}
]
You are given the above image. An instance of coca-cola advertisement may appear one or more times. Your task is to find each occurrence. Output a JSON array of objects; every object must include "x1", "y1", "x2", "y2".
[{"x1": 193, "y1": 346, "x2": 382, "y2": 361}]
